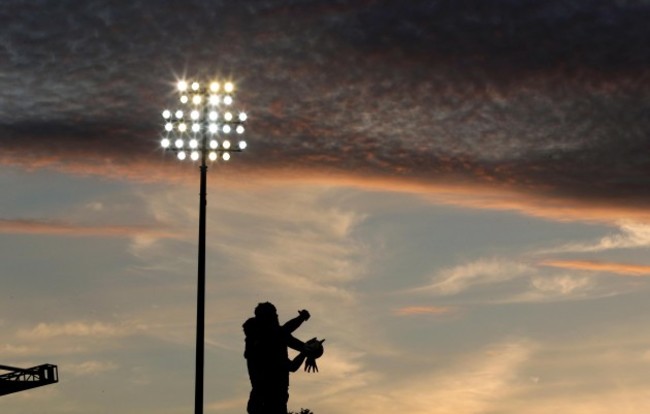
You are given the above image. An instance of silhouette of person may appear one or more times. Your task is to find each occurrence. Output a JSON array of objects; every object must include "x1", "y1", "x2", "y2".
[{"x1": 243, "y1": 302, "x2": 317, "y2": 414}]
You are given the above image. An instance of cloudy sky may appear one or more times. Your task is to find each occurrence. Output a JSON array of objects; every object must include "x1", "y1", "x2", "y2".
[{"x1": 2, "y1": 0, "x2": 650, "y2": 413}]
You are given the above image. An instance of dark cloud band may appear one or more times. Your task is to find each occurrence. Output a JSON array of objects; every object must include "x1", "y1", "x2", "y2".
[{"x1": 2, "y1": 0, "x2": 649, "y2": 203}]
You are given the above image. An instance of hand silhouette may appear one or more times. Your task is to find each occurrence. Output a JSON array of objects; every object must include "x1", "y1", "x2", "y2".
[
  {"x1": 298, "y1": 309, "x2": 311, "y2": 321},
  {"x1": 305, "y1": 357, "x2": 318, "y2": 373}
]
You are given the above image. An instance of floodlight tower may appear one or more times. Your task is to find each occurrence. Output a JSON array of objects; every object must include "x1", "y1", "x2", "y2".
[{"x1": 160, "y1": 79, "x2": 247, "y2": 414}]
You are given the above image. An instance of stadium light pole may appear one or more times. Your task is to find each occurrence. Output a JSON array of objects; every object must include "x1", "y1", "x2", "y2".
[{"x1": 160, "y1": 79, "x2": 248, "y2": 414}]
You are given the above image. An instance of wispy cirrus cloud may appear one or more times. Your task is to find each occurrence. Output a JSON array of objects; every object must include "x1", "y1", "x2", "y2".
[
  {"x1": 0, "y1": 343, "x2": 32, "y2": 357},
  {"x1": 316, "y1": 339, "x2": 535, "y2": 414},
  {"x1": 404, "y1": 218, "x2": 650, "y2": 303},
  {"x1": 130, "y1": 183, "x2": 398, "y2": 359},
  {"x1": 407, "y1": 255, "x2": 629, "y2": 303},
  {"x1": 393, "y1": 306, "x2": 456, "y2": 316},
  {"x1": 292, "y1": 345, "x2": 379, "y2": 407},
  {"x1": 541, "y1": 221, "x2": 650, "y2": 253},
  {"x1": 66, "y1": 360, "x2": 119, "y2": 377},
  {"x1": 414, "y1": 257, "x2": 535, "y2": 296},
  {"x1": 529, "y1": 274, "x2": 592, "y2": 295},
  {"x1": 17, "y1": 321, "x2": 138, "y2": 339},
  {"x1": 540, "y1": 260, "x2": 650, "y2": 276}
]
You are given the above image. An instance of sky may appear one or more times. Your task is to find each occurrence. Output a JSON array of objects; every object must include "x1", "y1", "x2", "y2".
[{"x1": 1, "y1": 0, "x2": 650, "y2": 413}]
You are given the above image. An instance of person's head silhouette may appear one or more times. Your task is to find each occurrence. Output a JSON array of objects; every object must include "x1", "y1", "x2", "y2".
[{"x1": 254, "y1": 302, "x2": 279, "y2": 327}]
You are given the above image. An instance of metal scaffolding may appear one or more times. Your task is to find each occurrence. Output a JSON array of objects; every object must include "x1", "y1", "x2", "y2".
[{"x1": 0, "y1": 364, "x2": 59, "y2": 396}]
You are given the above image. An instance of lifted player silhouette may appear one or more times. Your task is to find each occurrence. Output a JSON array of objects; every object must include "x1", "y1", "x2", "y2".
[{"x1": 243, "y1": 302, "x2": 320, "y2": 414}]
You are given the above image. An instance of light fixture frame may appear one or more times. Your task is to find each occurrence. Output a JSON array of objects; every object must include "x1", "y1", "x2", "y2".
[{"x1": 161, "y1": 79, "x2": 247, "y2": 162}]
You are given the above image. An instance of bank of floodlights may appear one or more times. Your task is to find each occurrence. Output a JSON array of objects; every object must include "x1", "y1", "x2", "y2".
[{"x1": 161, "y1": 80, "x2": 247, "y2": 162}]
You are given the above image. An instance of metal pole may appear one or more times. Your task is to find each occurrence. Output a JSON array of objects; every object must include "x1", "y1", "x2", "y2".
[{"x1": 195, "y1": 153, "x2": 207, "y2": 414}]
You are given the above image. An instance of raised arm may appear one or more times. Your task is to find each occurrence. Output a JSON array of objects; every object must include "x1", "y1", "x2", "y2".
[{"x1": 281, "y1": 309, "x2": 310, "y2": 334}]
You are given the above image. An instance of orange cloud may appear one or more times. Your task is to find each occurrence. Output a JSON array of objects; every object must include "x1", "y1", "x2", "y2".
[
  {"x1": 394, "y1": 306, "x2": 455, "y2": 316},
  {"x1": 253, "y1": 171, "x2": 650, "y2": 225},
  {"x1": 4, "y1": 152, "x2": 650, "y2": 227},
  {"x1": 540, "y1": 260, "x2": 650, "y2": 276},
  {"x1": 0, "y1": 218, "x2": 178, "y2": 238}
]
